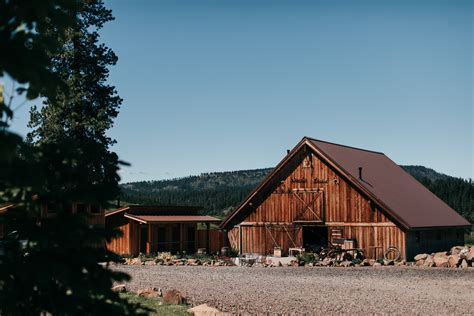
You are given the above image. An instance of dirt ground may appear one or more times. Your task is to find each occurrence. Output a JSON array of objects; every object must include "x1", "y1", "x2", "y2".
[{"x1": 114, "y1": 265, "x2": 474, "y2": 315}]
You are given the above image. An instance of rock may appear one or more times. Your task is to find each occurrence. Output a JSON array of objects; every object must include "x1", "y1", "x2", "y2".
[
  {"x1": 111, "y1": 284, "x2": 126, "y2": 293},
  {"x1": 163, "y1": 289, "x2": 186, "y2": 305},
  {"x1": 458, "y1": 247, "x2": 470, "y2": 259},
  {"x1": 321, "y1": 258, "x2": 333, "y2": 267},
  {"x1": 130, "y1": 258, "x2": 142, "y2": 265},
  {"x1": 144, "y1": 260, "x2": 156, "y2": 266},
  {"x1": 383, "y1": 260, "x2": 394, "y2": 266},
  {"x1": 433, "y1": 254, "x2": 449, "y2": 268},
  {"x1": 450, "y1": 246, "x2": 463, "y2": 256},
  {"x1": 423, "y1": 256, "x2": 435, "y2": 267},
  {"x1": 396, "y1": 260, "x2": 406, "y2": 266},
  {"x1": 305, "y1": 262, "x2": 314, "y2": 267},
  {"x1": 373, "y1": 262, "x2": 382, "y2": 267},
  {"x1": 415, "y1": 259, "x2": 425, "y2": 266},
  {"x1": 340, "y1": 260, "x2": 353, "y2": 267},
  {"x1": 360, "y1": 259, "x2": 371, "y2": 266},
  {"x1": 414, "y1": 253, "x2": 428, "y2": 261},
  {"x1": 138, "y1": 287, "x2": 162, "y2": 298},
  {"x1": 460, "y1": 259, "x2": 469, "y2": 269},
  {"x1": 465, "y1": 252, "x2": 474, "y2": 263},
  {"x1": 290, "y1": 260, "x2": 299, "y2": 267},
  {"x1": 187, "y1": 304, "x2": 222, "y2": 316},
  {"x1": 447, "y1": 254, "x2": 461, "y2": 268}
]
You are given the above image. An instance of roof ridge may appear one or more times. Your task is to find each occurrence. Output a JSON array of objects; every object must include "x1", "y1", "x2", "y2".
[{"x1": 304, "y1": 136, "x2": 385, "y2": 155}]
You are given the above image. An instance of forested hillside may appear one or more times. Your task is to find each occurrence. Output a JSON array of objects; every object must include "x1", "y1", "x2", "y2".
[{"x1": 121, "y1": 166, "x2": 473, "y2": 222}]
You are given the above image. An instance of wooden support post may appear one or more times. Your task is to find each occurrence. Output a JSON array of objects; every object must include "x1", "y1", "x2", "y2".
[
  {"x1": 206, "y1": 222, "x2": 210, "y2": 253},
  {"x1": 239, "y1": 225, "x2": 243, "y2": 255},
  {"x1": 146, "y1": 224, "x2": 152, "y2": 255}
]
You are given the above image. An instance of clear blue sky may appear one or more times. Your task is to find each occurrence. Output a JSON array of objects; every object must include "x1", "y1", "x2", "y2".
[{"x1": 9, "y1": 0, "x2": 473, "y2": 182}]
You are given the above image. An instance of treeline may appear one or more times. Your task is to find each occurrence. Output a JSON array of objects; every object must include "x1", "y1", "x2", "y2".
[{"x1": 121, "y1": 166, "x2": 473, "y2": 222}]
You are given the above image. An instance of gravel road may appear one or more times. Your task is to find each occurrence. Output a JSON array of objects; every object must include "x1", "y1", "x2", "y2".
[{"x1": 114, "y1": 265, "x2": 474, "y2": 314}]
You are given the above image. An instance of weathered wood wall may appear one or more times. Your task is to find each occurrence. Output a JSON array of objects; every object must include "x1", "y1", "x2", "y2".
[
  {"x1": 197, "y1": 229, "x2": 227, "y2": 253},
  {"x1": 405, "y1": 228, "x2": 464, "y2": 260},
  {"x1": 227, "y1": 148, "x2": 407, "y2": 259}
]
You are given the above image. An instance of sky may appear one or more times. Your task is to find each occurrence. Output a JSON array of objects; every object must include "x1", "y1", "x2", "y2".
[{"x1": 8, "y1": 0, "x2": 473, "y2": 182}]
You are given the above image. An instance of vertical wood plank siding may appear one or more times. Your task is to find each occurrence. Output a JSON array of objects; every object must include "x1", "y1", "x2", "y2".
[{"x1": 227, "y1": 149, "x2": 407, "y2": 259}]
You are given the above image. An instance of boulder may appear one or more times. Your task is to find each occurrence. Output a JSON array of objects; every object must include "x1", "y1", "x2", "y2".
[
  {"x1": 138, "y1": 287, "x2": 162, "y2": 298},
  {"x1": 360, "y1": 259, "x2": 371, "y2": 266},
  {"x1": 396, "y1": 260, "x2": 406, "y2": 266},
  {"x1": 144, "y1": 260, "x2": 156, "y2": 266},
  {"x1": 163, "y1": 289, "x2": 186, "y2": 305},
  {"x1": 447, "y1": 255, "x2": 461, "y2": 268},
  {"x1": 130, "y1": 258, "x2": 142, "y2": 265},
  {"x1": 423, "y1": 255, "x2": 435, "y2": 267},
  {"x1": 415, "y1": 259, "x2": 425, "y2": 266},
  {"x1": 187, "y1": 304, "x2": 221, "y2": 316},
  {"x1": 340, "y1": 260, "x2": 354, "y2": 267},
  {"x1": 383, "y1": 260, "x2": 394, "y2": 266},
  {"x1": 450, "y1": 246, "x2": 463, "y2": 256},
  {"x1": 373, "y1": 262, "x2": 382, "y2": 267},
  {"x1": 460, "y1": 259, "x2": 469, "y2": 269},
  {"x1": 414, "y1": 253, "x2": 429, "y2": 261},
  {"x1": 111, "y1": 284, "x2": 127, "y2": 293},
  {"x1": 433, "y1": 254, "x2": 449, "y2": 268}
]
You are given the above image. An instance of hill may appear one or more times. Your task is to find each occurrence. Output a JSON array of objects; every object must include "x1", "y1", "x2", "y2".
[{"x1": 120, "y1": 165, "x2": 473, "y2": 222}]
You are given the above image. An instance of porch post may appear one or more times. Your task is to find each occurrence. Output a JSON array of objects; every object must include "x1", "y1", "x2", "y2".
[{"x1": 146, "y1": 224, "x2": 151, "y2": 255}]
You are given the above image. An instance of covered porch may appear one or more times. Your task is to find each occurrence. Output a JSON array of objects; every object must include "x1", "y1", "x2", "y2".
[{"x1": 125, "y1": 214, "x2": 221, "y2": 255}]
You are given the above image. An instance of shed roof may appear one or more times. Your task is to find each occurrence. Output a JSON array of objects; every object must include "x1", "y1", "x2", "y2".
[
  {"x1": 124, "y1": 214, "x2": 220, "y2": 224},
  {"x1": 221, "y1": 137, "x2": 470, "y2": 230}
]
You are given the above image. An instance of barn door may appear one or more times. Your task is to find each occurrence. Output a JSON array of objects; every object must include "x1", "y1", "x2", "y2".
[{"x1": 293, "y1": 189, "x2": 324, "y2": 222}]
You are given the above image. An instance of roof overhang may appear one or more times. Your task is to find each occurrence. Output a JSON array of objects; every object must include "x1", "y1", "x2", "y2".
[{"x1": 124, "y1": 213, "x2": 221, "y2": 224}]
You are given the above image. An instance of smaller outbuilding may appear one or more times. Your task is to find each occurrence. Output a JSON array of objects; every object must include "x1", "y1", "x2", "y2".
[{"x1": 105, "y1": 205, "x2": 223, "y2": 256}]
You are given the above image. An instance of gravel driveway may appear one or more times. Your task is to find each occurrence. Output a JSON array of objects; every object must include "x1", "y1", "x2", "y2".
[{"x1": 114, "y1": 265, "x2": 474, "y2": 314}]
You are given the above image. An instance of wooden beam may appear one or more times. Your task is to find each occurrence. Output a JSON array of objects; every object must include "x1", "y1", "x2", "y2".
[{"x1": 326, "y1": 222, "x2": 396, "y2": 227}]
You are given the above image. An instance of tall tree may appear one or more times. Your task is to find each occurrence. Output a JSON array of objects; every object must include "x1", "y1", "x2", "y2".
[
  {"x1": 0, "y1": 1, "x2": 144, "y2": 314},
  {"x1": 27, "y1": 1, "x2": 123, "y2": 205}
]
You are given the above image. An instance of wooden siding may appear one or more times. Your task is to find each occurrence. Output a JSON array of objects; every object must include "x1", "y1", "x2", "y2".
[
  {"x1": 227, "y1": 148, "x2": 407, "y2": 259},
  {"x1": 406, "y1": 228, "x2": 464, "y2": 260}
]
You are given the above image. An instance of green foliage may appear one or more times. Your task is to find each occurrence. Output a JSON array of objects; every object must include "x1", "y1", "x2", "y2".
[
  {"x1": 352, "y1": 258, "x2": 362, "y2": 265},
  {"x1": 296, "y1": 252, "x2": 316, "y2": 264},
  {"x1": 120, "y1": 293, "x2": 190, "y2": 316},
  {"x1": 0, "y1": 0, "x2": 140, "y2": 314}
]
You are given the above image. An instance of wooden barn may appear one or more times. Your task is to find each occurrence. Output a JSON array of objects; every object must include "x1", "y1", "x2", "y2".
[
  {"x1": 220, "y1": 137, "x2": 471, "y2": 260},
  {"x1": 105, "y1": 205, "x2": 223, "y2": 256}
]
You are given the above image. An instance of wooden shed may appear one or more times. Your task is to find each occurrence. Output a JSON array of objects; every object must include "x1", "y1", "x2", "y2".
[
  {"x1": 220, "y1": 137, "x2": 471, "y2": 260},
  {"x1": 105, "y1": 205, "x2": 223, "y2": 256}
]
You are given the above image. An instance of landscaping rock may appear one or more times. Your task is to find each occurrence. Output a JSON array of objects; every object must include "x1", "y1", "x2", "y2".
[
  {"x1": 414, "y1": 253, "x2": 428, "y2": 261},
  {"x1": 112, "y1": 284, "x2": 127, "y2": 293},
  {"x1": 144, "y1": 260, "x2": 156, "y2": 266},
  {"x1": 163, "y1": 289, "x2": 186, "y2": 305},
  {"x1": 340, "y1": 260, "x2": 353, "y2": 267},
  {"x1": 188, "y1": 304, "x2": 223, "y2": 316},
  {"x1": 447, "y1": 254, "x2": 461, "y2": 268},
  {"x1": 423, "y1": 256, "x2": 435, "y2": 268},
  {"x1": 433, "y1": 254, "x2": 449, "y2": 268},
  {"x1": 383, "y1": 260, "x2": 394, "y2": 266},
  {"x1": 373, "y1": 262, "x2": 382, "y2": 267},
  {"x1": 460, "y1": 259, "x2": 469, "y2": 269},
  {"x1": 360, "y1": 259, "x2": 371, "y2": 266},
  {"x1": 138, "y1": 287, "x2": 162, "y2": 298}
]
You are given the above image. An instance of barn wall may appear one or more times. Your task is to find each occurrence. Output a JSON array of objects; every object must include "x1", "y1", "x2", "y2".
[
  {"x1": 406, "y1": 228, "x2": 464, "y2": 260},
  {"x1": 227, "y1": 148, "x2": 407, "y2": 258},
  {"x1": 105, "y1": 213, "x2": 131, "y2": 255}
]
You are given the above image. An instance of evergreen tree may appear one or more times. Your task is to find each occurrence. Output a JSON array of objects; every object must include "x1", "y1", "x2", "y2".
[{"x1": 1, "y1": 1, "x2": 144, "y2": 314}]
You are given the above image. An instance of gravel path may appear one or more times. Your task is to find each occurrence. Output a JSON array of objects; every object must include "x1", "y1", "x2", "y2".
[{"x1": 114, "y1": 265, "x2": 474, "y2": 314}]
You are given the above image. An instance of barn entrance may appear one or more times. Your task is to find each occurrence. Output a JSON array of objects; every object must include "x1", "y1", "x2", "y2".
[{"x1": 302, "y1": 226, "x2": 328, "y2": 252}]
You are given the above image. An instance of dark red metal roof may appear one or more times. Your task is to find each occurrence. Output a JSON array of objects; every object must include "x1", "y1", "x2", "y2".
[
  {"x1": 220, "y1": 137, "x2": 470, "y2": 230},
  {"x1": 124, "y1": 214, "x2": 221, "y2": 224},
  {"x1": 307, "y1": 138, "x2": 471, "y2": 229}
]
